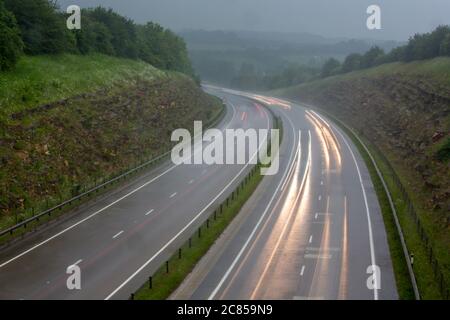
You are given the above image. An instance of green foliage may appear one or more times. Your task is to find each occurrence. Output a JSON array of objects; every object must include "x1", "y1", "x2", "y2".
[
  {"x1": 74, "y1": 13, "x2": 114, "y2": 55},
  {"x1": 435, "y1": 137, "x2": 450, "y2": 162},
  {"x1": 0, "y1": 0, "x2": 23, "y2": 71},
  {"x1": 439, "y1": 34, "x2": 450, "y2": 56},
  {"x1": 4, "y1": 0, "x2": 75, "y2": 54},
  {"x1": 136, "y1": 22, "x2": 193, "y2": 75},
  {"x1": 321, "y1": 58, "x2": 341, "y2": 78},
  {"x1": 341, "y1": 53, "x2": 362, "y2": 73},
  {"x1": 84, "y1": 7, "x2": 138, "y2": 59},
  {"x1": 361, "y1": 46, "x2": 385, "y2": 69},
  {"x1": 320, "y1": 25, "x2": 450, "y2": 79},
  {"x1": 1, "y1": 1, "x2": 193, "y2": 76},
  {"x1": 0, "y1": 54, "x2": 163, "y2": 118}
]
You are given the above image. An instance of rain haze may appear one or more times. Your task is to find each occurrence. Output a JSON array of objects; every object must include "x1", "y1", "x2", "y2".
[{"x1": 58, "y1": 0, "x2": 450, "y2": 40}]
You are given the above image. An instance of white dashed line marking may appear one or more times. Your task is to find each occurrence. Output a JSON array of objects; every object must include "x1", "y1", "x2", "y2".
[
  {"x1": 170, "y1": 192, "x2": 177, "y2": 199},
  {"x1": 308, "y1": 235, "x2": 313, "y2": 243},
  {"x1": 113, "y1": 231, "x2": 124, "y2": 239},
  {"x1": 300, "y1": 265, "x2": 306, "y2": 276},
  {"x1": 188, "y1": 179, "x2": 195, "y2": 184},
  {"x1": 315, "y1": 213, "x2": 319, "y2": 219},
  {"x1": 318, "y1": 195, "x2": 322, "y2": 201},
  {"x1": 145, "y1": 209, "x2": 154, "y2": 216},
  {"x1": 320, "y1": 180, "x2": 324, "y2": 185},
  {"x1": 304, "y1": 253, "x2": 332, "y2": 260}
]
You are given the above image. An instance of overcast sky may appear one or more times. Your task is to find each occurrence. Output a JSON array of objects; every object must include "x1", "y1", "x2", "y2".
[{"x1": 58, "y1": 0, "x2": 450, "y2": 41}]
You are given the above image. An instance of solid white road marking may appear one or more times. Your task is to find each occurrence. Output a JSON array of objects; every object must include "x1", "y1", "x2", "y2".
[
  {"x1": 145, "y1": 209, "x2": 154, "y2": 216},
  {"x1": 0, "y1": 101, "x2": 238, "y2": 269},
  {"x1": 169, "y1": 192, "x2": 177, "y2": 199},
  {"x1": 300, "y1": 265, "x2": 306, "y2": 276},
  {"x1": 112, "y1": 231, "x2": 124, "y2": 239},
  {"x1": 207, "y1": 125, "x2": 302, "y2": 300},
  {"x1": 105, "y1": 104, "x2": 272, "y2": 300},
  {"x1": 313, "y1": 110, "x2": 378, "y2": 300}
]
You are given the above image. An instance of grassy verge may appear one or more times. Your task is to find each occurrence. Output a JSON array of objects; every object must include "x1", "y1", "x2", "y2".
[
  {"x1": 315, "y1": 107, "x2": 445, "y2": 299},
  {"x1": 0, "y1": 96, "x2": 226, "y2": 245},
  {"x1": 0, "y1": 54, "x2": 164, "y2": 120},
  {"x1": 0, "y1": 53, "x2": 226, "y2": 244},
  {"x1": 362, "y1": 140, "x2": 443, "y2": 299},
  {"x1": 134, "y1": 164, "x2": 264, "y2": 300}
]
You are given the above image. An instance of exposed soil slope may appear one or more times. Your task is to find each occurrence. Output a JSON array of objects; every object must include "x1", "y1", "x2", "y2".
[{"x1": 0, "y1": 58, "x2": 222, "y2": 228}]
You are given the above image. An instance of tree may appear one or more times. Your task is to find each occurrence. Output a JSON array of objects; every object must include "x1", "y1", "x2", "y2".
[
  {"x1": 85, "y1": 7, "x2": 138, "y2": 59},
  {"x1": 136, "y1": 22, "x2": 193, "y2": 75},
  {"x1": 5, "y1": 0, "x2": 75, "y2": 54},
  {"x1": 440, "y1": 33, "x2": 450, "y2": 56},
  {"x1": 321, "y1": 58, "x2": 341, "y2": 78},
  {"x1": 361, "y1": 46, "x2": 385, "y2": 69},
  {"x1": 341, "y1": 53, "x2": 362, "y2": 73},
  {"x1": 0, "y1": 0, "x2": 23, "y2": 71},
  {"x1": 75, "y1": 12, "x2": 114, "y2": 55}
]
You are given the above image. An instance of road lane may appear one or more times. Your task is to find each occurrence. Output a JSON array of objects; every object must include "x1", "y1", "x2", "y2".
[
  {"x1": 0, "y1": 94, "x2": 272, "y2": 300},
  {"x1": 174, "y1": 89, "x2": 398, "y2": 300}
]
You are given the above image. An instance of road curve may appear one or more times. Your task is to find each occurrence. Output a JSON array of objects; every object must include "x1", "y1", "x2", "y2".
[
  {"x1": 0, "y1": 93, "x2": 271, "y2": 300},
  {"x1": 172, "y1": 88, "x2": 398, "y2": 300}
]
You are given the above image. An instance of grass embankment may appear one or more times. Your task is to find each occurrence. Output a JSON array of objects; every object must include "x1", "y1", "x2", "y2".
[
  {"x1": 273, "y1": 58, "x2": 450, "y2": 299},
  {"x1": 0, "y1": 54, "x2": 223, "y2": 234},
  {"x1": 0, "y1": 54, "x2": 165, "y2": 119}
]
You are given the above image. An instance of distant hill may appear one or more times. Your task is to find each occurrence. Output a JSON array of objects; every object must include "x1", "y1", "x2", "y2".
[{"x1": 180, "y1": 29, "x2": 401, "y2": 86}]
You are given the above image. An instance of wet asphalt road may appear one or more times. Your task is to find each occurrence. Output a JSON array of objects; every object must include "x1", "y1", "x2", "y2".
[{"x1": 0, "y1": 88, "x2": 397, "y2": 300}]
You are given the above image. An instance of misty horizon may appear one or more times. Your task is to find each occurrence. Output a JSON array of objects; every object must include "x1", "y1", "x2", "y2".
[{"x1": 57, "y1": 0, "x2": 450, "y2": 42}]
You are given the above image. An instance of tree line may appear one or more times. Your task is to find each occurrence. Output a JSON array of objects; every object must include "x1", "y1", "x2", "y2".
[
  {"x1": 321, "y1": 25, "x2": 450, "y2": 78},
  {"x1": 230, "y1": 62, "x2": 319, "y2": 91},
  {"x1": 0, "y1": 0, "x2": 193, "y2": 75}
]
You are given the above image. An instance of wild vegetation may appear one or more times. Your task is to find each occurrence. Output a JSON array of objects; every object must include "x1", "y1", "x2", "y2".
[
  {"x1": 0, "y1": 54, "x2": 222, "y2": 230},
  {"x1": 321, "y1": 25, "x2": 450, "y2": 78},
  {"x1": 273, "y1": 57, "x2": 450, "y2": 299},
  {"x1": 0, "y1": 1, "x2": 219, "y2": 231},
  {"x1": 0, "y1": 0, "x2": 193, "y2": 75},
  {"x1": 0, "y1": 0, "x2": 22, "y2": 71}
]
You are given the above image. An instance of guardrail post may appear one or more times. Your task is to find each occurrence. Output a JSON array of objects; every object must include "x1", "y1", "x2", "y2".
[
  {"x1": 198, "y1": 227, "x2": 201, "y2": 238},
  {"x1": 149, "y1": 276, "x2": 152, "y2": 289},
  {"x1": 206, "y1": 219, "x2": 210, "y2": 229},
  {"x1": 166, "y1": 261, "x2": 169, "y2": 273},
  {"x1": 179, "y1": 248, "x2": 182, "y2": 259},
  {"x1": 189, "y1": 237, "x2": 192, "y2": 248}
]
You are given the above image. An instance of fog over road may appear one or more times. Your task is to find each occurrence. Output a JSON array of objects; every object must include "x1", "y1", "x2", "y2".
[{"x1": 0, "y1": 88, "x2": 397, "y2": 300}]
